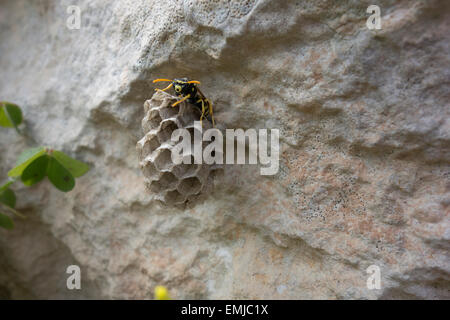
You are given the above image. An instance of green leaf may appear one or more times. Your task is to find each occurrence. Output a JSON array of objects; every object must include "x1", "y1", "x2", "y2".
[
  {"x1": 0, "y1": 212, "x2": 14, "y2": 230},
  {"x1": 8, "y1": 147, "x2": 45, "y2": 178},
  {"x1": 16, "y1": 147, "x2": 45, "y2": 165},
  {"x1": 0, "y1": 102, "x2": 23, "y2": 128},
  {"x1": 47, "y1": 157, "x2": 75, "y2": 192},
  {"x1": 21, "y1": 155, "x2": 49, "y2": 186},
  {"x1": 0, "y1": 189, "x2": 16, "y2": 208},
  {"x1": 52, "y1": 150, "x2": 90, "y2": 178},
  {"x1": 0, "y1": 180, "x2": 14, "y2": 194}
]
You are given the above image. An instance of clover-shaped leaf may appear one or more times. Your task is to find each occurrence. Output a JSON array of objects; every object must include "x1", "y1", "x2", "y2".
[
  {"x1": 47, "y1": 157, "x2": 75, "y2": 192},
  {"x1": 8, "y1": 147, "x2": 89, "y2": 193},
  {"x1": 0, "y1": 213, "x2": 14, "y2": 230},
  {"x1": 0, "y1": 102, "x2": 22, "y2": 129},
  {"x1": 8, "y1": 147, "x2": 45, "y2": 178},
  {"x1": 52, "y1": 150, "x2": 90, "y2": 178},
  {"x1": 21, "y1": 155, "x2": 49, "y2": 186}
]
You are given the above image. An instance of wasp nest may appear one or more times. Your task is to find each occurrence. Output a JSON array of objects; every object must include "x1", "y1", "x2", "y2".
[{"x1": 136, "y1": 90, "x2": 219, "y2": 205}]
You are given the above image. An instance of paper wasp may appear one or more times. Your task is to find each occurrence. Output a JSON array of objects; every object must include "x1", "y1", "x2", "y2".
[{"x1": 153, "y1": 78, "x2": 215, "y2": 127}]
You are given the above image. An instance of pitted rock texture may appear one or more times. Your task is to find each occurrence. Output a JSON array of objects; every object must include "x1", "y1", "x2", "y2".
[
  {"x1": 136, "y1": 91, "x2": 217, "y2": 205},
  {"x1": 0, "y1": 0, "x2": 449, "y2": 299}
]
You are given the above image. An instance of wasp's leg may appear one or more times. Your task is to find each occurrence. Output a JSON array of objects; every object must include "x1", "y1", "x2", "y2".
[
  {"x1": 206, "y1": 99, "x2": 215, "y2": 127},
  {"x1": 198, "y1": 99, "x2": 206, "y2": 127},
  {"x1": 155, "y1": 83, "x2": 173, "y2": 92},
  {"x1": 172, "y1": 94, "x2": 190, "y2": 107}
]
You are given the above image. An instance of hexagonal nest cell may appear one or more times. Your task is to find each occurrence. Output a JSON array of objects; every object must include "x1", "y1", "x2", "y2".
[{"x1": 136, "y1": 90, "x2": 220, "y2": 206}]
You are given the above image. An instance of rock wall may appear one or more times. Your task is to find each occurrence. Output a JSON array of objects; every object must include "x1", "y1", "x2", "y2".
[{"x1": 0, "y1": 0, "x2": 448, "y2": 299}]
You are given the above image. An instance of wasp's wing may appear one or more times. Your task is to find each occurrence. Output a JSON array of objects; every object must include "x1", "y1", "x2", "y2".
[{"x1": 195, "y1": 87, "x2": 207, "y2": 100}]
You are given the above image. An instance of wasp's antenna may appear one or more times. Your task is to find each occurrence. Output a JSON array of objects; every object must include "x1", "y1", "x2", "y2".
[
  {"x1": 153, "y1": 79, "x2": 173, "y2": 83},
  {"x1": 186, "y1": 80, "x2": 201, "y2": 84}
]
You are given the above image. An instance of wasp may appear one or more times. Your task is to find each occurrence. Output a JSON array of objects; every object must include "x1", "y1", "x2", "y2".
[{"x1": 153, "y1": 78, "x2": 215, "y2": 127}]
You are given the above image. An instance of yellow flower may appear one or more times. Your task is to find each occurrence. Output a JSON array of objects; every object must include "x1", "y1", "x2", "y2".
[{"x1": 154, "y1": 285, "x2": 170, "y2": 300}]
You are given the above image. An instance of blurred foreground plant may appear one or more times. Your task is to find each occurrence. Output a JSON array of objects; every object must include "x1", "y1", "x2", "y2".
[{"x1": 0, "y1": 101, "x2": 89, "y2": 230}]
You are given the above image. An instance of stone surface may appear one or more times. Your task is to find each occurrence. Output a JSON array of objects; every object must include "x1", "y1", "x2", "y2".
[{"x1": 0, "y1": 0, "x2": 449, "y2": 299}]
